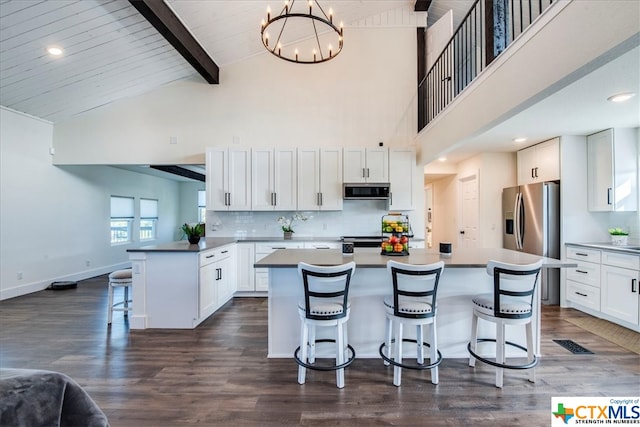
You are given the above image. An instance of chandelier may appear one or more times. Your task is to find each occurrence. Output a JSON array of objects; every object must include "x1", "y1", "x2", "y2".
[{"x1": 260, "y1": 0, "x2": 343, "y2": 64}]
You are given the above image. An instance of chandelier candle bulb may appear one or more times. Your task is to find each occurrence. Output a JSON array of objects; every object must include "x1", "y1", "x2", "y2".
[
  {"x1": 295, "y1": 48, "x2": 298, "y2": 61},
  {"x1": 267, "y1": 6, "x2": 271, "y2": 21},
  {"x1": 309, "y1": 0, "x2": 312, "y2": 14},
  {"x1": 284, "y1": 0, "x2": 288, "y2": 13},
  {"x1": 329, "y1": 8, "x2": 333, "y2": 23}
]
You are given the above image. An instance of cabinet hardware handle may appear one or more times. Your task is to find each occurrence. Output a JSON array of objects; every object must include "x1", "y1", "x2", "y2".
[
  {"x1": 221, "y1": 250, "x2": 228, "y2": 254},
  {"x1": 272, "y1": 247, "x2": 286, "y2": 249},
  {"x1": 319, "y1": 192, "x2": 323, "y2": 206},
  {"x1": 575, "y1": 269, "x2": 588, "y2": 274},
  {"x1": 575, "y1": 252, "x2": 588, "y2": 257},
  {"x1": 206, "y1": 254, "x2": 215, "y2": 259},
  {"x1": 362, "y1": 168, "x2": 366, "y2": 178},
  {"x1": 366, "y1": 168, "x2": 370, "y2": 178},
  {"x1": 607, "y1": 188, "x2": 612, "y2": 205},
  {"x1": 531, "y1": 168, "x2": 535, "y2": 179},
  {"x1": 575, "y1": 292, "x2": 588, "y2": 297},
  {"x1": 632, "y1": 278, "x2": 637, "y2": 293},
  {"x1": 534, "y1": 167, "x2": 539, "y2": 178},
  {"x1": 227, "y1": 193, "x2": 231, "y2": 206},
  {"x1": 390, "y1": 192, "x2": 393, "y2": 205},
  {"x1": 219, "y1": 268, "x2": 222, "y2": 281}
]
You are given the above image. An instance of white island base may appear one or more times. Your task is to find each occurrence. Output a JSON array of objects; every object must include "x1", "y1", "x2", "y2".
[{"x1": 267, "y1": 266, "x2": 541, "y2": 359}]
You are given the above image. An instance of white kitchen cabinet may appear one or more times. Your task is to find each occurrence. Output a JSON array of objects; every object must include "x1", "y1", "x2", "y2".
[
  {"x1": 587, "y1": 128, "x2": 638, "y2": 212},
  {"x1": 236, "y1": 242, "x2": 255, "y2": 292},
  {"x1": 343, "y1": 147, "x2": 388, "y2": 183},
  {"x1": 254, "y1": 241, "x2": 303, "y2": 292},
  {"x1": 388, "y1": 148, "x2": 416, "y2": 210},
  {"x1": 565, "y1": 246, "x2": 602, "y2": 312},
  {"x1": 516, "y1": 138, "x2": 559, "y2": 185},
  {"x1": 252, "y1": 148, "x2": 297, "y2": 211},
  {"x1": 199, "y1": 245, "x2": 236, "y2": 319},
  {"x1": 206, "y1": 148, "x2": 251, "y2": 211},
  {"x1": 297, "y1": 148, "x2": 343, "y2": 211},
  {"x1": 600, "y1": 251, "x2": 639, "y2": 326}
]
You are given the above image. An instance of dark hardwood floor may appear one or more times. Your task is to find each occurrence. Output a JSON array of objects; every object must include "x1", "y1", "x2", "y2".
[{"x1": 1, "y1": 274, "x2": 638, "y2": 426}]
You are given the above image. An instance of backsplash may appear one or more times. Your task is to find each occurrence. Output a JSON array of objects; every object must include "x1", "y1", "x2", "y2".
[{"x1": 206, "y1": 201, "x2": 423, "y2": 238}]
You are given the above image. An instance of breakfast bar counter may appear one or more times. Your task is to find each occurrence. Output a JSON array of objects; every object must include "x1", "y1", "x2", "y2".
[{"x1": 256, "y1": 248, "x2": 575, "y2": 359}]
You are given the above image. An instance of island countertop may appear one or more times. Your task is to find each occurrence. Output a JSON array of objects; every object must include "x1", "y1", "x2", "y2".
[
  {"x1": 254, "y1": 247, "x2": 574, "y2": 269},
  {"x1": 127, "y1": 237, "x2": 237, "y2": 253}
]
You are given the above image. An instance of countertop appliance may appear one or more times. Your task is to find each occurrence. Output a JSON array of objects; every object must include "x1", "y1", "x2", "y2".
[
  {"x1": 341, "y1": 235, "x2": 384, "y2": 248},
  {"x1": 343, "y1": 183, "x2": 390, "y2": 200},
  {"x1": 503, "y1": 182, "x2": 560, "y2": 305}
]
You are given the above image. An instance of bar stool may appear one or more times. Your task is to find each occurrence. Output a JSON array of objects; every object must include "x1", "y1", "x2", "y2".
[
  {"x1": 107, "y1": 268, "x2": 132, "y2": 325},
  {"x1": 379, "y1": 260, "x2": 445, "y2": 386},
  {"x1": 467, "y1": 260, "x2": 543, "y2": 388},
  {"x1": 294, "y1": 261, "x2": 356, "y2": 389}
]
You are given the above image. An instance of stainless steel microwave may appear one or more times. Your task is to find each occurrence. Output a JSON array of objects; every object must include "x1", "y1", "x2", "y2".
[{"x1": 343, "y1": 183, "x2": 390, "y2": 200}]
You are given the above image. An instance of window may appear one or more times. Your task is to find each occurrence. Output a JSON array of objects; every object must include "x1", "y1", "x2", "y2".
[
  {"x1": 198, "y1": 190, "x2": 206, "y2": 223},
  {"x1": 140, "y1": 198, "x2": 158, "y2": 241},
  {"x1": 110, "y1": 196, "x2": 134, "y2": 244}
]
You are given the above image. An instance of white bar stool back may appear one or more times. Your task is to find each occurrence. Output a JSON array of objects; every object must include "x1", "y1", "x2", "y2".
[
  {"x1": 467, "y1": 260, "x2": 543, "y2": 388},
  {"x1": 294, "y1": 261, "x2": 356, "y2": 389},
  {"x1": 379, "y1": 260, "x2": 445, "y2": 386}
]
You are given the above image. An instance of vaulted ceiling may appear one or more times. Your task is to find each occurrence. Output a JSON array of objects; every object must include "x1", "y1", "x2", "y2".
[{"x1": 0, "y1": 0, "x2": 474, "y2": 124}]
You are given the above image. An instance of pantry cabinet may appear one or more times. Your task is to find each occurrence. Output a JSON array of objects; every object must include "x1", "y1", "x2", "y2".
[
  {"x1": 343, "y1": 147, "x2": 388, "y2": 183},
  {"x1": 206, "y1": 148, "x2": 251, "y2": 211},
  {"x1": 252, "y1": 148, "x2": 297, "y2": 211},
  {"x1": 297, "y1": 148, "x2": 343, "y2": 211},
  {"x1": 516, "y1": 138, "x2": 559, "y2": 185},
  {"x1": 587, "y1": 128, "x2": 638, "y2": 212},
  {"x1": 388, "y1": 148, "x2": 416, "y2": 210}
]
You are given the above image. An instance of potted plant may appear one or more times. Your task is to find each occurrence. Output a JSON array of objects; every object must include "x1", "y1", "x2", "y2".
[
  {"x1": 608, "y1": 227, "x2": 629, "y2": 246},
  {"x1": 182, "y1": 223, "x2": 205, "y2": 244},
  {"x1": 277, "y1": 213, "x2": 310, "y2": 239}
]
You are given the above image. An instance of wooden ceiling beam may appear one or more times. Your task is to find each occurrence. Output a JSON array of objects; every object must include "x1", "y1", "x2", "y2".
[
  {"x1": 414, "y1": 0, "x2": 432, "y2": 12},
  {"x1": 129, "y1": 0, "x2": 219, "y2": 84}
]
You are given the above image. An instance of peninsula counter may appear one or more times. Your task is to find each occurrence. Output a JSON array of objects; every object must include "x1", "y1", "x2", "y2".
[{"x1": 255, "y1": 248, "x2": 575, "y2": 359}]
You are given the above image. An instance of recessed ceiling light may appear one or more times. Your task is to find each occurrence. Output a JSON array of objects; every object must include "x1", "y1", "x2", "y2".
[
  {"x1": 438, "y1": 157, "x2": 447, "y2": 162},
  {"x1": 607, "y1": 92, "x2": 636, "y2": 103},
  {"x1": 513, "y1": 137, "x2": 527, "y2": 143},
  {"x1": 46, "y1": 46, "x2": 64, "y2": 56}
]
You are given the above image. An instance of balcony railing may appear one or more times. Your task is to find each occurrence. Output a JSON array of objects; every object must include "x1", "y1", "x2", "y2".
[{"x1": 418, "y1": 0, "x2": 555, "y2": 131}]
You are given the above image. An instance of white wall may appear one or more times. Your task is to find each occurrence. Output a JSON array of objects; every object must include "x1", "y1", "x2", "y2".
[
  {"x1": 0, "y1": 107, "x2": 188, "y2": 299},
  {"x1": 52, "y1": 28, "x2": 418, "y2": 165}
]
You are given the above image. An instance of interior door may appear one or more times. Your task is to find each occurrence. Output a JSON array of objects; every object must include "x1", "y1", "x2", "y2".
[{"x1": 459, "y1": 174, "x2": 478, "y2": 248}]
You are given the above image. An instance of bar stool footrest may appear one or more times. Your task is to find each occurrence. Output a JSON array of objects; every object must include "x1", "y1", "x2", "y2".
[
  {"x1": 379, "y1": 339, "x2": 442, "y2": 370},
  {"x1": 294, "y1": 339, "x2": 355, "y2": 371},
  {"x1": 467, "y1": 338, "x2": 538, "y2": 370}
]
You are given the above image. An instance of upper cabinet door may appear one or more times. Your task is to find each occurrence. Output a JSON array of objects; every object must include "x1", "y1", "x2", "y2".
[
  {"x1": 252, "y1": 148, "x2": 297, "y2": 211},
  {"x1": 587, "y1": 128, "x2": 638, "y2": 212},
  {"x1": 516, "y1": 138, "x2": 559, "y2": 185},
  {"x1": 343, "y1": 147, "x2": 388, "y2": 183},
  {"x1": 319, "y1": 148, "x2": 343, "y2": 211},
  {"x1": 297, "y1": 148, "x2": 343, "y2": 211},
  {"x1": 206, "y1": 148, "x2": 251, "y2": 211},
  {"x1": 343, "y1": 148, "x2": 367, "y2": 182},
  {"x1": 388, "y1": 148, "x2": 415, "y2": 210}
]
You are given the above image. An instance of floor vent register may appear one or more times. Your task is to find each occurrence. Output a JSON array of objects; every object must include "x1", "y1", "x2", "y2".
[{"x1": 553, "y1": 339, "x2": 594, "y2": 354}]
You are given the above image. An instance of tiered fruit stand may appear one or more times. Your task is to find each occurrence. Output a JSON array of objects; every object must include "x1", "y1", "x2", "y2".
[{"x1": 381, "y1": 214, "x2": 410, "y2": 256}]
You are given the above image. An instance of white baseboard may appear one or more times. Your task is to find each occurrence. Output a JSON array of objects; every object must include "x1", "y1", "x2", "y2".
[{"x1": 0, "y1": 262, "x2": 131, "y2": 301}]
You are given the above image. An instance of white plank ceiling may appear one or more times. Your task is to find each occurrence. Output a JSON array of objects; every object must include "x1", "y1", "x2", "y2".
[{"x1": 1, "y1": 0, "x2": 472, "y2": 123}]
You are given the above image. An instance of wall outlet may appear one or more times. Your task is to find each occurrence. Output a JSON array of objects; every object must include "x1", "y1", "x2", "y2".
[
  {"x1": 85, "y1": 260, "x2": 91, "y2": 267},
  {"x1": 17, "y1": 272, "x2": 23, "y2": 280},
  {"x1": 323, "y1": 223, "x2": 327, "y2": 230}
]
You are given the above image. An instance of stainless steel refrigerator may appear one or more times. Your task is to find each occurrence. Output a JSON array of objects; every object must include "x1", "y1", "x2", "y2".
[{"x1": 502, "y1": 182, "x2": 560, "y2": 304}]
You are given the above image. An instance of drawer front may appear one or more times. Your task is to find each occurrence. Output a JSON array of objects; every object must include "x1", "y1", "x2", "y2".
[
  {"x1": 199, "y1": 249, "x2": 218, "y2": 267},
  {"x1": 255, "y1": 241, "x2": 303, "y2": 254},
  {"x1": 303, "y1": 241, "x2": 341, "y2": 249},
  {"x1": 566, "y1": 280, "x2": 601, "y2": 311},
  {"x1": 566, "y1": 246, "x2": 601, "y2": 263},
  {"x1": 602, "y1": 251, "x2": 640, "y2": 270},
  {"x1": 215, "y1": 245, "x2": 233, "y2": 261},
  {"x1": 566, "y1": 261, "x2": 601, "y2": 287}
]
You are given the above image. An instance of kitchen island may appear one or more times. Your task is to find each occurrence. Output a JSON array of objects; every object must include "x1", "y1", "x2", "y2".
[{"x1": 256, "y1": 247, "x2": 574, "y2": 358}]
